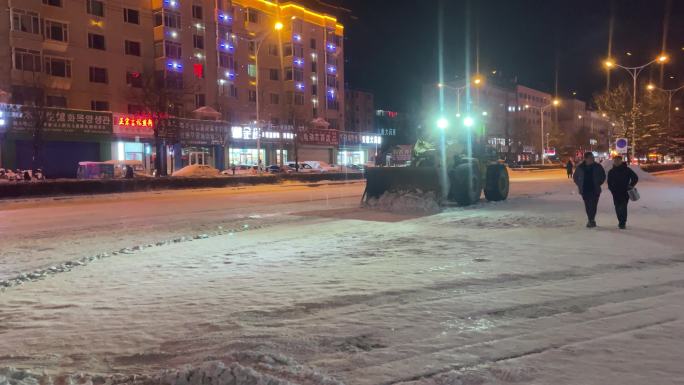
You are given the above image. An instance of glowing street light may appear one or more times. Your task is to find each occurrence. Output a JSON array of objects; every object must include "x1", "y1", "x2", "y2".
[
  {"x1": 437, "y1": 117, "x2": 449, "y2": 130},
  {"x1": 274, "y1": 21, "x2": 284, "y2": 30},
  {"x1": 463, "y1": 116, "x2": 474, "y2": 127},
  {"x1": 647, "y1": 83, "x2": 656, "y2": 91},
  {"x1": 603, "y1": 54, "x2": 670, "y2": 159}
]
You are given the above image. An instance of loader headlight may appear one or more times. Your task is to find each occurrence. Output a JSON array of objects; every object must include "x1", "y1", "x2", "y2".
[
  {"x1": 463, "y1": 116, "x2": 474, "y2": 127},
  {"x1": 436, "y1": 117, "x2": 449, "y2": 130}
]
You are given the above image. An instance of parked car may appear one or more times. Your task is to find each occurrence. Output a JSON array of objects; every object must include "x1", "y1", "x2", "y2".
[
  {"x1": 220, "y1": 165, "x2": 258, "y2": 176},
  {"x1": 266, "y1": 164, "x2": 295, "y2": 173},
  {"x1": 302, "y1": 161, "x2": 341, "y2": 173},
  {"x1": 172, "y1": 164, "x2": 220, "y2": 177},
  {"x1": 287, "y1": 162, "x2": 317, "y2": 173}
]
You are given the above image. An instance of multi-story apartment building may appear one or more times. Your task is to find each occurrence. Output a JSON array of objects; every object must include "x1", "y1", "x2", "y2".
[
  {"x1": 344, "y1": 88, "x2": 373, "y2": 132},
  {"x1": 0, "y1": 0, "x2": 349, "y2": 176}
]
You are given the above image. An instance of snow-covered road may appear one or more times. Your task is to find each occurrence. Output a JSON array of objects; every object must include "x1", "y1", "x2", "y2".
[{"x1": 2, "y1": 171, "x2": 684, "y2": 385}]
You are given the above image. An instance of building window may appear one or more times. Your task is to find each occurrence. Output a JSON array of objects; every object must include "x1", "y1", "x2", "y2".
[
  {"x1": 218, "y1": 52, "x2": 233, "y2": 69},
  {"x1": 124, "y1": 8, "x2": 140, "y2": 24},
  {"x1": 230, "y1": 85, "x2": 238, "y2": 98},
  {"x1": 312, "y1": 84, "x2": 317, "y2": 95},
  {"x1": 44, "y1": 57, "x2": 71, "y2": 77},
  {"x1": 88, "y1": 33, "x2": 106, "y2": 50},
  {"x1": 192, "y1": 5, "x2": 203, "y2": 19},
  {"x1": 195, "y1": 94, "x2": 206, "y2": 108},
  {"x1": 125, "y1": 40, "x2": 141, "y2": 56},
  {"x1": 46, "y1": 95, "x2": 67, "y2": 107},
  {"x1": 270, "y1": 93, "x2": 279, "y2": 104},
  {"x1": 13, "y1": 48, "x2": 41, "y2": 72},
  {"x1": 44, "y1": 20, "x2": 68, "y2": 42},
  {"x1": 293, "y1": 45, "x2": 304, "y2": 57},
  {"x1": 11, "y1": 9, "x2": 40, "y2": 34},
  {"x1": 126, "y1": 71, "x2": 143, "y2": 88},
  {"x1": 90, "y1": 100, "x2": 109, "y2": 111},
  {"x1": 327, "y1": 75, "x2": 337, "y2": 88},
  {"x1": 285, "y1": 67, "x2": 292, "y2": 81},
  {"x1": 247, "y1": 64, "x2": 257, "y2": 78},
  {"x1": 269, "y1": 69, "x2": 279, "y2": 80},
  {"x1": 247, "y1": 8, "x2": 259, "y2": 23},
  {"x1": 86, "y1": 0, "x2": 104, "y2": 17},
  {"x1": 89, "y1": 67, "x2": 108, "y2": 83},
  {"x1": 268, "y1": 44, "x2": 278, "y2": 56},
  {"x1": 294, "y1": 69, "x2": 304, "y2": 82},
  {"x1": 193, "y1": 34, "x2": 204, "y2": 49},
  {"x1": 310, "y1": 38, "x2": 316, "y2": 49},
  {"x1": 165, "y1": 71, "x2": 183, "y2": 89},
  {"x1": 311, "y1": 61, "x2": 317, "y2": 72},
  {"x1": 248, "y1": 90, "x2": 257, "y2": 102},
  {"x1": 156, "y1": 41, "x2": 182, "y2": 59},
  {"x1": 294, "y1": 93, "x2": 304, "y2": 105},
  {"x1": 154, "y1": 11, "x2": 181, "y2": 29},
  {"x1": 42, "y1": 0, "x2": 62, "y2": 7},
  {"x1": 283, "y1": 43, "x2": 292, "y2": 56}
]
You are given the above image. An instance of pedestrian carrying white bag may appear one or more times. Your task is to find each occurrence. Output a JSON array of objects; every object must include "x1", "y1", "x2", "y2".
[{"x1": 628, "y1": 187, "x2": 640, "y2": 201}]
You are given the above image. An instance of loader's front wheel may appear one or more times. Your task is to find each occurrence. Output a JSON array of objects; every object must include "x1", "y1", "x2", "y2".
[
  {"x1": 484, "y1": 164, "x2": 509, "y2": 201},
  {"x1": 450, "y1": 163, "x2": 481, "y2": 206}
]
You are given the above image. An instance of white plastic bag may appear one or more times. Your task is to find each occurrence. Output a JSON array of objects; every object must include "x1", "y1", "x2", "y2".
[{"x1": 628, "y1": 187, "x2": 640, "y2": 201}]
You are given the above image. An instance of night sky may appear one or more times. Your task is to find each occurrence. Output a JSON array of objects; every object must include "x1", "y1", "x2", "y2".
[{"x1": 323, "y1": 0, "x2": 684, "y2": 112}]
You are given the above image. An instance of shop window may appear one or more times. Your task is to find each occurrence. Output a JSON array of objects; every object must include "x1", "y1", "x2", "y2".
[
  {"x1": 88, "y1": 33, "x2": 106, "y2": 50},
  {"x1": 89, "y1": 66, "x2": 108, "y2": 83},
  {"x1": 90, "y1": 100, "x2": 109, "y2": 111},
  {"x1": 124, "y1": 8, "x2": 140, "y2": 24},
  {"x1": 125, "y1": 40, "x2": 141, "y2": 56},
  {"x1": 13, "y1": 48, "x2": 41, "y2": 72},
  {"x1": 12, "y1": 9, "x2": 40, "y2": 34},
  {"x1": 44, "y1": 56, "x2": 71, "y2": 77},
  {"x1": 44, "y1": 20, "x2": 68, "y2": 42},
  {"x1": 86, "y1": 0, "x2": 104, "y2": 17}
]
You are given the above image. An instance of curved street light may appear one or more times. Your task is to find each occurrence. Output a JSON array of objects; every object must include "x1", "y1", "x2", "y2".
[{"x1": 603, "y1": 54, "x2": 669, "y2": 159}]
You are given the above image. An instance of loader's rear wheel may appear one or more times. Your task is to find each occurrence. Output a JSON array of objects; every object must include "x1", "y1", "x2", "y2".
[
  {"x1": 484, "y1": 164, "x2": 509, "y2": 201},
  {"x1": 450, "y1": 163, "x2": 481, "y2": 206}
]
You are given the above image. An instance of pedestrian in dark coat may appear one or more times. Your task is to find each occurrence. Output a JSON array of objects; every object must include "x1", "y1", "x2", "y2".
[
  {"x1": 573, "y1": 152, "x2": 606, "y2": 228},
  {"x1": 607, "y1": 156, "x2": 638, "y2": 229},
  {"x1": 566, "y1": 159, "x2": 574, "y2": 178}
]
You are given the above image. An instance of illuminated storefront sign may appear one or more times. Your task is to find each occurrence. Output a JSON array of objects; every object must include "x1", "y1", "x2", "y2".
[
  {"x1": 116, "y1": 116, "x2": 154, "y2": 127},
  {"x1": 8, "y1": 106, "x2": 112, "y2": 135}
]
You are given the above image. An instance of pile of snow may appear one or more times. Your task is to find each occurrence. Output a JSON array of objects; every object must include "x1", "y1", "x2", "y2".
[
  {"x1": 365, "y1": 190, "x2": 441, "y2": 214},
  {"x1": 600, "y1": 159, "x2": 655, "y2": 181},
  {"x1": 172, "y1": 164, "x2": 220, "y2": 177},
  {"x1": 0, "y1": 354, "x2": 344, "y2": 385}
]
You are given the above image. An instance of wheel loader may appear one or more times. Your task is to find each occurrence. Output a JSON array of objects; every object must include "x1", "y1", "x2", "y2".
[{"x1": 363, "y1": 119, "x2": 510, "y2": 206}]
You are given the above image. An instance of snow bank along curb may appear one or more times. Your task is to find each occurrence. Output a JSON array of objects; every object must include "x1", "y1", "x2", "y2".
[
  {"x1": 0, "y1": 220, "x2": 267, "y2": 292},
  {"x1": 0, "y1": 173, "x2": 364, "y2": 199},
  {"x1": 0, "y1": 353, "x2": 344, "y2": 385},
  {"x1": 364, "y1": 190, "x2": 441, "y2": 214}
]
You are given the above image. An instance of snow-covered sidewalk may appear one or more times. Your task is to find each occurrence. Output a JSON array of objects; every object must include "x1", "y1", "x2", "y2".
[{"x1": 2, "y1": 171, "x2": 684, "y2": 385}]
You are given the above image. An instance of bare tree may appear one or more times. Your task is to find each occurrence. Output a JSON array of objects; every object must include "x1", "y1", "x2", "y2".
[{"x1": 129, "y1": 71, "x2": 196, "y2": 176}]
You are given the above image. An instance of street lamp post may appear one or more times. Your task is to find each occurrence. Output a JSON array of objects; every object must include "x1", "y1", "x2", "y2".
[
  {"x1": 604, "y1": 55, "x2": 668, "y2": 160},
  {"x1": 437, "y1": 77, "x2": 483, "y2": 115},
  {"x1": 647, "y1": 83, "x2": 684, "y2": 133},
  {"x1": 245, "y1": 21, "x2": 283, "y2": 173},
  {"x1": 533, "y1": 99, "x2": 560, "y2": 165}
]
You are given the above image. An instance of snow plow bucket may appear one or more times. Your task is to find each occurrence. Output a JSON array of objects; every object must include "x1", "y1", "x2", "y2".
[{"x1": 363, "y1": 167, "x2": 442, "y2": 201}]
